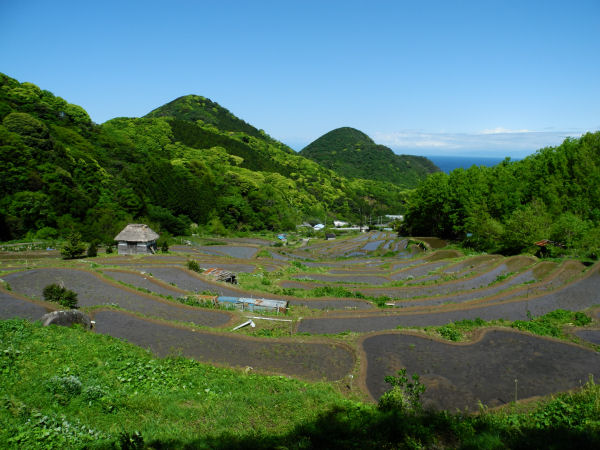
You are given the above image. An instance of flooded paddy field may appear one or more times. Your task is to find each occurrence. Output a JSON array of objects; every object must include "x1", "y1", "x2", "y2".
[
  {"x1": 362, "y1": 330, "x2": 600, "y2": 411},
  {"x1": 3, "y1": 268, "x2": 233, "y2": 327},
  {"x1": 0, "y1": 289, "x2": 51, "y2": 320},
  {"x1": 2, "y1": 232, "x2": 599, "y2": 408},
  {"x1": 93, "y1": 310, "x2": 354, "y2": 381}
]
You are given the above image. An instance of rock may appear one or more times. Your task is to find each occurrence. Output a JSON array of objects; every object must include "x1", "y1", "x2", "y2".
[{"x1": 41, "y1": 310, "x2": 92, "y2": 329}]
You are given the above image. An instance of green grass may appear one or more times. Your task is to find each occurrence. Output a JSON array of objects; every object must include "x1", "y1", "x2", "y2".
[
  {"x1": 2, "y1": 318, "x2": 600, "y2": 448},
  {"x1": 422, "y1": 310, "x2": 593, "y2": 342},
  {"x1": 0, "y1": 319, "x2": 351, "y2": 448}
]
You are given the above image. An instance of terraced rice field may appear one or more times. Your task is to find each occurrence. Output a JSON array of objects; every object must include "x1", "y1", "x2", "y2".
[
  {"x1": 0, "y1": 289, "x2": 51, "y2": 320},
  {"x1": 2, "y1": 231, "x2": 599, "y2": 410},
  {"x1": 3, "y1": 268, "x2": 233, "y2": 327},
  {"x1": 93, "y1": 310, "x2": 354, "y2": 381},
  {"x1": 361, "y1": 330, "x2": 600, "y2": 411}
]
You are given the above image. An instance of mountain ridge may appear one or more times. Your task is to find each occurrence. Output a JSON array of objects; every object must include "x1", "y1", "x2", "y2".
[
  {"x1": 300, "y1": 127, "x2": 439, "y2": 187},
  {"x1": 0, "y1": 73, "x2": 410, "y2": 242}
]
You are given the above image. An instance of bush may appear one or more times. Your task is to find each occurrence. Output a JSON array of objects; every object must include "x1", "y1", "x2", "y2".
[
  {"x1": 87, "y1": 241, "x2": 98, "y2": 257},
  {"x1": 160, "y1": 240, "x2": 169, "y2": 253},
  {"x1": 42, "y1": 283, "x2": 78, "y2": 308},
  {"x1": 378, "y1": 368, "x2": 426, "y2": 413},
  {"x1": 186, "y1": 260, "x2": 202, "y2": 272}
]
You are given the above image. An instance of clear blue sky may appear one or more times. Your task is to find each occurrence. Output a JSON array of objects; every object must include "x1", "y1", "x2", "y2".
[{"x1": 2, "y1": 0, "x2": 599, "y2": 157}]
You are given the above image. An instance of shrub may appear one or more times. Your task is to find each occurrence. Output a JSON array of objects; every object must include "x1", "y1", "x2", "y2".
[
  {"x1": 87, "y1": 241, "x2": 98, "y2": 257},
  {"x1": 160, "y1": 240, "x2": 169, "y2": 253},
  {"x1": 378, "y1": 368, "x2": 426, "y2": 413},
  {"x1": 186, "y1": 260, "x2": 202, "y2": 272},
  {"x1": 438, "y1": 325, "x2": 462, "y2": 341},
  {"x1": 42, "y1": 283, "x2": 78, "y2": 308}
]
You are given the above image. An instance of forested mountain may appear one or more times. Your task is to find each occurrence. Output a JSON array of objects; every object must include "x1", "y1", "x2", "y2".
[
  {"x1": 300, "y1": 127, "x2": 440, "y2": 187},
  {"x1": 0, "y1": 73, "x2": 409, "y2": 243},
  {"x1": 402, "y1": 132, "x2": 600, "y2": 258}
]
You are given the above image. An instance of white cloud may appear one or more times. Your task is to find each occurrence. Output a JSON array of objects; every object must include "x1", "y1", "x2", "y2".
[
  {"x1": 480, "y1": 127, "x2": 532, "y2": 135},
  {"x1": 373, "y1": 128, "x2": 590, "y2": 157}
]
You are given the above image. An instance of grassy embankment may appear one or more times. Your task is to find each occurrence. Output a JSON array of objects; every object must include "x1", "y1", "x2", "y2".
[{"x1": 2, "y1": 318, "x2": 600, "y2": 449}]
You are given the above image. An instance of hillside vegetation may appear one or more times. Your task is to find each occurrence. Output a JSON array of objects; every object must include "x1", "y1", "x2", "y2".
[
  {"x1": 300, "y1": 127, "x2": 439, "y2": 187},
  {"x1": 402, "y1": 131, "x2": 600, "y2": 258},
  {"x1": 0, "y1": 74, "x2": 411, "y2": 243}
]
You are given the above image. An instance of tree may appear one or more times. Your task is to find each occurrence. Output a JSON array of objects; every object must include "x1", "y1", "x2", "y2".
[
  {"x1": 61, "y1": 232, "x2": 86, "y2": 259},
  {"x1": 87, "y1": 240, "x2": 98, "y2": 257},
  {"x1": 160, "y1": 240, "x2": 169, "y2": 253}
]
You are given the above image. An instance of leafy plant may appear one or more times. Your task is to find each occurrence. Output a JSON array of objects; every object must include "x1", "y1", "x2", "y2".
[
  {"x1": 512, "y1": 309, "x2": 591, "y2": 337},
  {"x1": 42, "y1": 283, "x2": 78, "y2": 308},
  {"x1": 186, "y1": 260, "x2": 202, "y2": 272},
  {"x1": 378, "y1": 368, "x2": 426, "y2": 413}
]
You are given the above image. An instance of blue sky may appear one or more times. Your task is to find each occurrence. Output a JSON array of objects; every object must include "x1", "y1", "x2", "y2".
[{"x1": 1, "y1": 0, "x2": 599, "y2": 157}]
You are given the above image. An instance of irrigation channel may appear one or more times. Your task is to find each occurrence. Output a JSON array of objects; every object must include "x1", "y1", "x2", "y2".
[{"x1": 1, "y1": 231, "x2": 599, "y2": 409}]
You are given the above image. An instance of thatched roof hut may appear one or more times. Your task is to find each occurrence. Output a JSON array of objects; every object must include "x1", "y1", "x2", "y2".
[{"x1": 114, "y1": 224, "x2": 159, "y2": 255}]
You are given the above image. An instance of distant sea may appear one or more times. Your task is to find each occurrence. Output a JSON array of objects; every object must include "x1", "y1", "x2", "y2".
[{"x1": 426, "y1": 155, "x2": 514, "y2": 174}]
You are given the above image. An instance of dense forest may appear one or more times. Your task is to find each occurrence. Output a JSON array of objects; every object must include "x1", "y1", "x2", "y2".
[
  {"x1": 0, "y1": 74, "x2": 411, "y2": 243},
  {"x1": 401, "y1": 131, "x2": 600, "y2": 259},
  {"x1": 300, "y1": 127, "x2": 439, "y2": 187}
]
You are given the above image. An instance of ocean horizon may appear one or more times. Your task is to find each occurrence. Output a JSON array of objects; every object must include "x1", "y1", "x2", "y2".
[{"x1": 425, "y1": 155, "x2": 517, "y2": 173}]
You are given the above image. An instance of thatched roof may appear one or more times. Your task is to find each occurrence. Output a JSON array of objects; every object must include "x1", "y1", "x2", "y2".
[{"x1": 114, "y1": 224, "x2": 159, "y2": 242}]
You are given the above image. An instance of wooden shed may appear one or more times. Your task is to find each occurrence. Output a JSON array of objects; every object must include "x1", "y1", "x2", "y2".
[{"x1": 114, "y1": 224, "x2": 159, "y2": 255}]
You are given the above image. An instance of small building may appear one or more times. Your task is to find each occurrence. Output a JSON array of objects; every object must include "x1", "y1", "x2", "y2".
[
  {"x1": 325, "y1": 233, "x2": 336, "y2": 240},
  {"x1": 313, "y1": 223, "x2": 325, "y2": 231},
  {"x1": 114, "y1": 224, "x2": 159, "y2": 255},
  {"x1": 203, "y1": 267, "x2": 237, "y2": 284},
  {"x1": 333, "y1": 220, "x2": 348, "y2": 227}
]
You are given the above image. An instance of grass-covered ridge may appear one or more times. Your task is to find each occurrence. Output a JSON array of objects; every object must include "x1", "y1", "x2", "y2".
[
  {"x1": 300, "y1": 126, "x2": 440, "y2": 187},
  {"x1": 2, "y1": 319, "x2": 599, "y2": 449}
]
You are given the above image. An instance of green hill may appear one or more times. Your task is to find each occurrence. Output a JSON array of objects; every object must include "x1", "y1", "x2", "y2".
[
  {"x1": 300, "y1": 127, "x2": 440, "y2": 187},
  {"x1": 0, "y1": 73, "x2": 410, "y2": 242},
  {"x1": 402, "y1": 132, "x2": 600, "y2": 257}
]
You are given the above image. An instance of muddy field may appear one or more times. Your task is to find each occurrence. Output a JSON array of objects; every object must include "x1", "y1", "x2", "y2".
[
  {"x1": 3, "y1": 269, "x2": 233, "y2": 327},
  {"x1": 575, "y1": 329, "x2": 600, "y2": 345},
  {"x1": 297, "y1": 265, "x2": 600, "y2": 333},
  {"x1": 362, "y1": 330, "x2": 600, "y2": 411},
  {"x1": 2, "y1": 233, "x2": 599, "y2": 409},
  {"x1": 101, "y1": 269, "x2": 187, "y2": 297},
  {"x1": 0, "y1": 290, "x2": 50, "y2": 320},
  {"x1": 93, "y1": 310, "x2": 354, "y2": 381}
]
